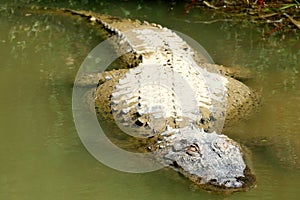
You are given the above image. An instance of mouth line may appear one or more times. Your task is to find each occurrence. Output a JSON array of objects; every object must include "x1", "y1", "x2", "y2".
[{"x1": 169, "y1": 159, "x2": 256, "y2": 193}]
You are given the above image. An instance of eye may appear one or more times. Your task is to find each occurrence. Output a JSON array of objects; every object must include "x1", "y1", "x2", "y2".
[{"x1": 186, "y1": 143, "x2": 201, "y2": 156}]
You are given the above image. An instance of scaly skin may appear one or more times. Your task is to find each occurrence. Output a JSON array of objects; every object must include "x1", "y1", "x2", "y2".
[{"x1": 28, "y1": 7, "x2": 257, "y2": 192}]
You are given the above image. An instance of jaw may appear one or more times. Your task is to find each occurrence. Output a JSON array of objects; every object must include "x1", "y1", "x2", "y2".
[
  {"x1": 159, "y1": 125, "x2": 256, "y2": 192},
  {"x1": 184, "y1": 163, "x2": 256, "y2": 193}
]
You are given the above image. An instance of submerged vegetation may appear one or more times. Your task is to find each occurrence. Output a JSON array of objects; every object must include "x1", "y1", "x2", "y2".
[
  {"x1": 181, "y1": 0, "x2": 300, "y2": 37},
  {"x1": 3, "y1": 0, "x2": 300, "y2": 29}
]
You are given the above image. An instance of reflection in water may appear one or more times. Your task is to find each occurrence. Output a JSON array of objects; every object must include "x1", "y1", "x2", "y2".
[{"x1": 0, "y1": 2, "x2": 300, "y2": 200}]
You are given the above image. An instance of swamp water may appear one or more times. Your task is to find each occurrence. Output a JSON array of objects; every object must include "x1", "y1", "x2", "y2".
[{"x1": 0, "y1": 1, "x2": 300, "y2": 200}]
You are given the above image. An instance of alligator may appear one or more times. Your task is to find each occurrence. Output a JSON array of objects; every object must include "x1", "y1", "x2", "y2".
[{"x1": 28, "y1": 7, "x2": 258, "y2": 192}]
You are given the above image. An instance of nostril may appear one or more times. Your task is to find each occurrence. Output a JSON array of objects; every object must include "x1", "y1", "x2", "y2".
[{"x1": 212, "y1": 139, "x2": 229, "y2": 153}]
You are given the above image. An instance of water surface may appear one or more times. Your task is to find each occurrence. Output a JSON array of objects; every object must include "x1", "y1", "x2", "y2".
[{"x1": 1, "y1": 1, "x2": 300, "y2": 200}]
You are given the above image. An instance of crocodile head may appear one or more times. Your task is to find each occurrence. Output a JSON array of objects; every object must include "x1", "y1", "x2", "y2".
[{"x1": 159, "y1": 125, "x2": 255, "y2": 192}]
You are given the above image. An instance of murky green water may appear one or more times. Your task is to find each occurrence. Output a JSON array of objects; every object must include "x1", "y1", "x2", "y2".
[{"x1": 1, "y1": 1, "x2": 300, "y2": 200}]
